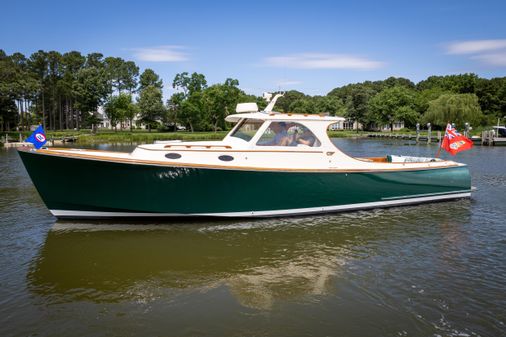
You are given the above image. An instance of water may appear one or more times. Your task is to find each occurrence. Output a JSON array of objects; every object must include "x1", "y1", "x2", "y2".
[{"x1": 1, "y1": 139, "x2": 505, "y2": 337}]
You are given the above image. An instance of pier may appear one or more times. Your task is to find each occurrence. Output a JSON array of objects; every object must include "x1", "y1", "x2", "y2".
[
  {"x1": 367, "y1": 132, "x2": 442, "y2": 144},
  {"x1": 481, "y1": 130, "x2": 506, "y2": 146},
  {"x1": 368, "y1": 130, "x2": 505, "y2": 146},
  {"x1": 1, "y1": 134, "x2": 78, "y2": 148}
]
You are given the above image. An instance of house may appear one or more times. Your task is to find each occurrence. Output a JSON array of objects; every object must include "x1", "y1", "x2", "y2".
[
  {"x1": 369, "y1": 121, "x2": 405, "y2": 131},
  {"x1": 95, "y1": 106, "x2": 154, "y2": 130},
  {"x1": 329, "y1": 120, "x2": 405, "y2": 131},
  {"x1": 328, "y1": 120, "x2": 363, "y2": 131}
]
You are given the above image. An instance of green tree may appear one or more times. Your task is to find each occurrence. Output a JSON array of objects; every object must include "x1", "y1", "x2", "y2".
[
  {"x1": 202, "y1": 78, "x2": 242, "y2": 131},
  {"x1": 138, "y1": 86, "x2": 165, "y2": 132},
  {"x1": 104, "y1": 93, "x2": 136, "y2": 131},
  {"x1": 414, "y1": 87, "x2": 450, "y2": 115},
  {"x1": 416, "y1": 73, "x2": 479, "y2": 94},
  {"x1": 344, "y1": 85, "x2": 374, "y2": 132},
  {"x1": 313, "y1": 95, "x2": 346, "y2": 116},
  {"x1": 73, "y1": 66, "x2": 110, "y2": 129},
  {"x1": 0, "y1": 51, "x2": 19, "y2": 130},
  {"x1": 424, "y1": 93, "x2": 483, "y2": 128},
  {"x1": 172, "y1": 72, "x2": 208, "y2": 131},
  {"x1": 276, "y1": 90, "x2": 306, "y2": 112},
  {"x1": 475, "y1": 77, "x2": 506, "y2": 117},
  {"x1": 139, "y1": 69, "x2": 163, "y2": 91},
  {"x1": 105, "y1": 57, "x2": 139, "y2": 94},
  {"x1": 368, "y1": 86, "x2": 419, "y2": 130},
  {"x1": 289, "y1": 98, "x2": 316, "y2": 114}
]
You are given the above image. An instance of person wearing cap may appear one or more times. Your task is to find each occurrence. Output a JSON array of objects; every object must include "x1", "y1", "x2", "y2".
[{"x1": 270, "y1": 122, "x2": 291, "y2": 146}]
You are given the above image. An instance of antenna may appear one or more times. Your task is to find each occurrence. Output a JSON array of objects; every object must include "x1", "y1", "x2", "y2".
[{"x1": 264, "y1": 92, "x2": 284, "y2": 113}]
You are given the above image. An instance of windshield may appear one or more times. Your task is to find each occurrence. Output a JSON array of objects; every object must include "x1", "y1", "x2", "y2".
[
  {"x1": 229, "y1": 119, "x2": 264, "y2": 142},
  {"x1": 257, "y1": 122, "x2": 321, "y2": 147}
]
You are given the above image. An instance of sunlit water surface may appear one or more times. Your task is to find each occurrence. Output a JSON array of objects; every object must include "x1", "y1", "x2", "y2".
[{"x1": 0, "y1": 139, "x2": 505, "y2": 337}]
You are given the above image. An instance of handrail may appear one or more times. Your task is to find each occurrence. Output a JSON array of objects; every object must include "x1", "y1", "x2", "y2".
[{"x1": 164, "y1": 144, "x2": 232, "y2": 149}]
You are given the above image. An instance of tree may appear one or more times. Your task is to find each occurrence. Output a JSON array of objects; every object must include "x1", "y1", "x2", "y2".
[
  {"x1": 475, "y1": 77, "x2": 506, "y2": 117},
  {"x1": 105, "y1": 57, "x2": 139, "y2": 94},
  {"x1": 202, "y1": 78, "x2": 242, "y2": 131},
  {"x1": 0, "y1": 51, "x2": 19, "y2": 130},
  {"x1": 139, "y1": 69, "x2": 163, "y2": 91},
  {"x1": 59, "y1": 51, "x2": 85, "y2": 129},
  {"x1": 138, "y1": 86, "x2": 165, "y2": 132},
  {"x1": 289, "y1": 98, "x2": 316, "y2": 114},
  {"x1": 382, "y1": 76, "x2": 415, "y2": 90},
  {"x1": 414, "y1": 87, "x2": 450, "y2": 115},
  {"x1": 424, "y1": 93, "x2": 483, "y2": 128},
  {"x1": 344, "y1": 85, "x2": 374, "y2": 132},
  {"x1": 313, "y1": 95, "x2": 346, "y2": 116},
  {"x1": 73, "y1": 66, "x2": 110, "y2": 129},
  {"x1": 104, "y1": 93, "x2": 136, "y2": 131},
  {"x1": 172, "y1": 72, "x2": 208, "y2": 131},
  {"x1": 368, "y1": 86, "x2": 419, "y2": 130},
  {"x1": 276, "y1": 90, "x2": 306, "y2": 112},
  {"x1": 416, "y1": 73, "x2": 479, "y2": 94}
]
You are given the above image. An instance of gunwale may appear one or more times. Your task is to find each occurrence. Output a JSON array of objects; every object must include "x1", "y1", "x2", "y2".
[{"x1": 20, "y1": 147, "x2": 462, "y2": 173}]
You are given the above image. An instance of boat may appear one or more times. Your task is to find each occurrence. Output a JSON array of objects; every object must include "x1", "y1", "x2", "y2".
[
  {"x1": 18, "y1": 94, "x2": 472, "y2": 219},
  {"x1": 491, "y1": 126, "x2": 506, "y2": 146}
]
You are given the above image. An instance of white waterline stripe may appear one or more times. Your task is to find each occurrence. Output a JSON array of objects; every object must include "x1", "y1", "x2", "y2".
[
  {"x1": 381, "y1": 189, "x2": 473, "y2": 201},
  {"x1": 50, "y1": 192, "x2": 471, "y2": 218}
]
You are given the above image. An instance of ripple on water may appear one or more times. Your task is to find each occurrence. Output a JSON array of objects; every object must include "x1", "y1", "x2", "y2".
[{"x1": 1, "y1": 141, "x2": 506, "y2": 337}]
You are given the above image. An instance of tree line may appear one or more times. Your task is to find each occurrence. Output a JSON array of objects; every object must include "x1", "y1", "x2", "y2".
[
  {"x1": 279, "y1": 74, "x2": 506, "y2": 130},
  {"x1": 1, "y1": 49, "x2": 505, "y2": 132}
]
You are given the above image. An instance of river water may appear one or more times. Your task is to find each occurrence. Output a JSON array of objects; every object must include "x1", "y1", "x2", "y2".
[{"x1": 0, "y1": 139, "x2": 505, "y2": 337}]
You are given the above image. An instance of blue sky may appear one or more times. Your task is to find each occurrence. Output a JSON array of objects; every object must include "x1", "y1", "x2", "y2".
[{"x1": 1, "y1": 0, "x2": 505, "y2": 97}]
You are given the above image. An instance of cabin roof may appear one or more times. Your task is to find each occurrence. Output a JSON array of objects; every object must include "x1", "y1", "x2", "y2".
[{"x1": 225, "y1": 112, "x2": 346, "y2": 123}]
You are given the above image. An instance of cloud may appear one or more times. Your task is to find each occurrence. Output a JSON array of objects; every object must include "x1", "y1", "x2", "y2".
[
  {"x1": 445, "y1": 39, "x2": 506, "y2": 67},
  {"x1": 446, "y1": 39, "x2": 506, "y2": 54},
  {"x1": 471, "y1": 52, "x2": 506, "y2": 66},
  {"x1": 264, "y1": 53, "x2": 384, "y2": 70},
  {"x1": 276, "y1": 80, "x2": 302, "y2": 86},
  {"x1": 132, "y1": 45, "x2": 188, "y2": 62}
]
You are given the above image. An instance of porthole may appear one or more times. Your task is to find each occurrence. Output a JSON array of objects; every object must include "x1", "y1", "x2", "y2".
[
  {"x1": 165, "y1": 153, "x2": 181, "y2": 159},
  {"x1": 218, "y1": 155, "x2": 234, "y2": 162}
]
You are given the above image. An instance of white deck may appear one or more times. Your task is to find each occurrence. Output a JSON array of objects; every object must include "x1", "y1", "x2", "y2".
[{"x1": 38, "y1": 111, "x2": 464, "y2": 172}]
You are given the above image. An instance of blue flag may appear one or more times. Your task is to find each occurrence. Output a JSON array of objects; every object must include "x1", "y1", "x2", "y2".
[{"x1": 25, "y1": 125, "x2": 47, "y2": 149}]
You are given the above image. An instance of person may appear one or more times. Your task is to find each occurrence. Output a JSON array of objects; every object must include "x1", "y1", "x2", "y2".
[
  {"x1": 270, "y1": 122, "x2": 291, "y2": 146},
  {"x1": 295, "y1": 129, "x2": 316, "y2": 147}
]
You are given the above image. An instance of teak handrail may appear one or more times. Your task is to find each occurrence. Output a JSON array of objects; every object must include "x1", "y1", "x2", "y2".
[{"x1": 164, "y1": 144, "x2": 232, "y2": 149}]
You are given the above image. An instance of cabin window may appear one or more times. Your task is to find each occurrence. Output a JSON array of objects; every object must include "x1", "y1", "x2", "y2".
[
  {"x1": 256, "y1": 122, "x2": 321, "y2": 147},
  {"x1": 229, "y1": 119, "x2": 263, "y2": 142}
]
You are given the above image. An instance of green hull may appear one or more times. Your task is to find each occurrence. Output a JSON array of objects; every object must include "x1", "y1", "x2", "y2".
[{"x1": 18, "y1": 150, "x2": 472, "y2": 218}]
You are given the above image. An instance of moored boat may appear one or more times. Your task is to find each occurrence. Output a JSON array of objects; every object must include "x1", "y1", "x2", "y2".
[{"x1": 18, "y1": 95, "x2": 472, "y2": 219}]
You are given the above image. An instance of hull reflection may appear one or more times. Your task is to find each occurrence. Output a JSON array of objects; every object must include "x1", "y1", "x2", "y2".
[{"x1": 28, "y1": 203, "x2": 471, "y2": 309}]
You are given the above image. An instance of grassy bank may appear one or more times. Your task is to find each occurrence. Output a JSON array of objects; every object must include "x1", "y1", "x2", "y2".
[
  {"x1": 75, "y1": 131, "x2": 228, "y2": 144},
  {"x1": 1, "y1": 126, "x2": 490, "y2": 145},
  {"x1": 1, "y1": 130, "x2": 228, "y2": 144}
]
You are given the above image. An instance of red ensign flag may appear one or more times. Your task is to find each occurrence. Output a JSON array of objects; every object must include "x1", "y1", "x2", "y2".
[{"x1": 441, "y1": 123, "x2": 473, "y2": 155}]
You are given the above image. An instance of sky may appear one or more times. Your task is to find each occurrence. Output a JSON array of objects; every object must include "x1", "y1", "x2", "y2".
[{"x1": 1, "y1": 0, "x2": 506, "y2": 98}]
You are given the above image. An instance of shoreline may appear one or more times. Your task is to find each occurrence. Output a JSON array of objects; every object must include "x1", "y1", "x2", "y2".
[
  {"x1": 1, "y1": 130, "x2": 374, "y2": 145},
  {"x1": 0, "y1": 128, "x2": 488, "y2": 146}
]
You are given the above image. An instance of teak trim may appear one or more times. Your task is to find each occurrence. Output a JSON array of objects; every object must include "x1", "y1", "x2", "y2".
[{"x1": 24, "y1": 147, "x2": 462, "y2": 173}]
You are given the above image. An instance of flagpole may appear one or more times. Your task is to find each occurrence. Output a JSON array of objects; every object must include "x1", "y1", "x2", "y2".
[
  {"x1": 436, "y1": 121, "x2": 449, "y2": 158},
  {"x1": 436, "y1": 142, "x2": 442, "y2": 158}
]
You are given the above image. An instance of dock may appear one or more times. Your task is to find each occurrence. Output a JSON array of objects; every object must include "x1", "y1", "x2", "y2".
[
  {"x1": 367, "y1": 132, "x2": 442, "y2": 144},
  {"x1": 481, "y1": 130, "x2": 506, "y2": 146},
  {"x1": 368, "y1": 130, "x2": 506, "y2": 146},
  {"x1": 1, "y1": 134, "x2": 78, "y2": 148},
  {"x1": 3, "y1": 142, "x2": 33, "y2": 148}
]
